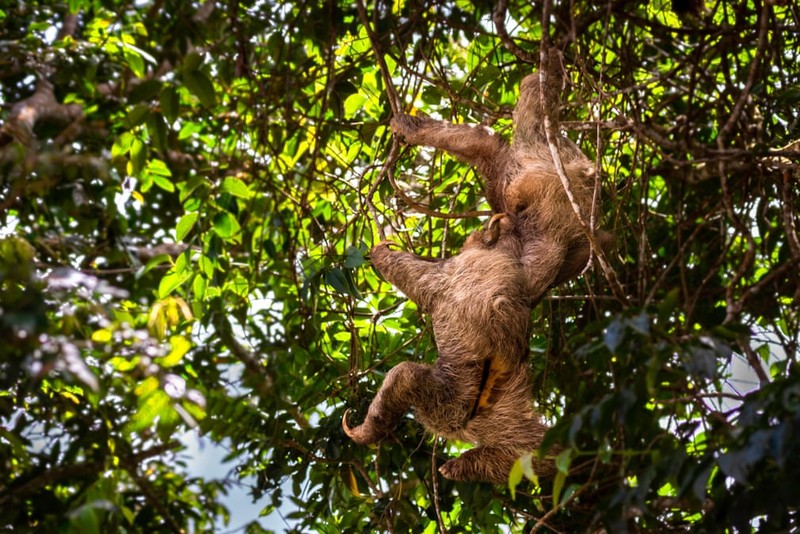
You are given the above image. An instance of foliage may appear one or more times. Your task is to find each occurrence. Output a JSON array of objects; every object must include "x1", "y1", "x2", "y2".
[{"x1": 1, "y1": 0, "x2": 799, "y2": 532}]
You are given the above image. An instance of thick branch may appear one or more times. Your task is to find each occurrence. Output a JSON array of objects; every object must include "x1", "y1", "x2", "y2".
[
  {"x1": 0, "y1": 80, "x2": 83, "y2": 147},
  {"x1": 0, "y1": 442, "x2": 179, "y2": 505},
  {"x1": 493, "y1": 0, "x2": 538, "y2": 63},
  {"x1": 213, "y1": 314, "x2": 274, "y2": 398}
]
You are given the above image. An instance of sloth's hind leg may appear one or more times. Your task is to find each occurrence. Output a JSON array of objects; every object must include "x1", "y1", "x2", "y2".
[
  {"x1": 439, "y1": 446, "x2": 520, "y2": 483},
  {"x1": 343, "y1": 361, "x2": 446, "y2": 444},
  {"x1": 439, "y1": 445, "x2": 557, "y2": 484}
]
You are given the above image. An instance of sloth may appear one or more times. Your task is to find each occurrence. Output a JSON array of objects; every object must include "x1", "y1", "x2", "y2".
[
  {"x1": 343, "y1": 50, "x2": 611, "y2": 483},
  {"x1": 343, "y1": 217, "x2": 554, "y2": 483}
]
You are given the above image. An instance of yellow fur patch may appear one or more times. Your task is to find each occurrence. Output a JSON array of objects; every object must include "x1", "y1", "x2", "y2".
[{"x1": 469, "y1": 356, "x2": 513, "y2": 419}]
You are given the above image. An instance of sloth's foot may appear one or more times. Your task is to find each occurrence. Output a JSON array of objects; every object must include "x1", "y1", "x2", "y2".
[
  {"x1": 483, "y1": 212, "x2": 515, "y2": 246},
  {"x1": 440, "y1": 445, "x2": 558, "y2": 484},
  {"x1": 389, "y1": 113, "x2": 432, "y2": 144},
  {"x1": 439, "y1": 446, "x2": 517, "y2": 484}
]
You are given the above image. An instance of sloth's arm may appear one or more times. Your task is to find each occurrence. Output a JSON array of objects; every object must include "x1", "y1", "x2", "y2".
[{"x1": 390, "y1": 113, "x2": 511, "y2": 213}]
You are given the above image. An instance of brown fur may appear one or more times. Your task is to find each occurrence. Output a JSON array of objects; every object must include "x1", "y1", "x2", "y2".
[
  {"x1": 389, "y1": 50, "x2": 613, "y2": 304},
  {"x1": 344, "y1": 235, "x2": 554, "y2": 483},
  {"x1": 343, "y1": 51, "x2": 611, "y2": 483}
]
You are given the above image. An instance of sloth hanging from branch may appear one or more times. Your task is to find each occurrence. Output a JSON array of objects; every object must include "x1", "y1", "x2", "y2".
[{"x1": 343, "y1": 49, "x2": 613, "y2": 484}]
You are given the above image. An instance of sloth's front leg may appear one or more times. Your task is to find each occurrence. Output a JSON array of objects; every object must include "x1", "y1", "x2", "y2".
[{"x1": 390, "y1": 113, "x2": 512, "y2": 213}]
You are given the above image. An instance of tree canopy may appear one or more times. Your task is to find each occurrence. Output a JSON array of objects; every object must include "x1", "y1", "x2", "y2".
[{"x1": 1, "y1": 0, "x2": 799, "y2": 532}]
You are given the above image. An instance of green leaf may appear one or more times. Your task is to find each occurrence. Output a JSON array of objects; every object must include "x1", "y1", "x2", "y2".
[
  {"x1": 146, "y1": 112, "x2": 167, "y2": 152},
  {"x1": 344, "y1": 93, "x2": 367, "y2": 118},
  {"x1": 125, "y1": 103, "x2": 149, "y2": 128},
  {"x1": 129, "y1": 79, "x2": 162, "y2": 104},
  {"x1": 148, "y1": 158, "x2": 171, "y2": 177},
  {"x1": 123, "y1": 48, "x2": 145, "y2": 78},
  {"x1": 141, "y1": 253, "x2": 172, "y2": 275},
  {"x1": 130, "y1": 137, "x2": 146, "y2": 176},
  {"x1": 344, "y1": 245, "x2": 366, "y2": 269},
  {"x1": 199, "y1": 256, "x2": 215, "y2": 278},
  {"x1": 179, "y1": 175, "x2": 207, "y2": 202},
  {"x1": 325, "y1": 268, "x2": 357, "y2": 297},
  {"x1": 325, "y1": 268, "x2": 347, "y2": 295},
  {"x1": 555, "y1": 448, "x2": 573, "y2": 474},
  {"x1": 183, "y1": 70, "x2": 217, "y2": 108},
  {"x1": 522, "y1": 453, "x2": 538, "y2": 483},
  {"x1": 121, "y1": 41, "x2": 156, "y2": 66},
  {"x1": 112, "y1": 132, "x2": 134, "y2": 158},
  {"x1": 178, "y1": 121, "x2": 202, "y2": 139},
  {"x1": 552, "y1": 471, "x2": 566, "y2": 508},
  {"x1": 183, "y1": 51, "x2": 203, "y2": 72},
  {"x1": 151, "y1": 172, "x2": 175, "y2": 192},
  {"x1": 158, "y1": 270, "x2": 190, "y2": 298},
  {"x1": 226, "y1": 274, "x2": 249, "y2": 297},
  {"x1": 128, "y1": 390, "x2": 170, "y2": 433},
  {"x1": 508, "y1": 457, "x2": 524, "y2": 499},
  {"x1": 192, "y1": 274, "x2": 207, "y2": 300},
  {"x1": 68, "y1": 502, "x2": 102, "y2": 534},
  {"x1": 212, "y1": 212, "x2": 240, "y2": 240},
  {"x1": 220, "y1": 177, "x2": 252, "y2": 199},
  {"x1": 176, "y1": 212, "x2": 199, "y2": 241},
  {"x1": 160, "y1": 85, "x2": 180, "y2": 123}
]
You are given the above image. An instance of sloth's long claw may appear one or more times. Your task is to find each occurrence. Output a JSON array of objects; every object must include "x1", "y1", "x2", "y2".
[{"x1": 342, "y1": 409, "x2": 356, "y2": 438}]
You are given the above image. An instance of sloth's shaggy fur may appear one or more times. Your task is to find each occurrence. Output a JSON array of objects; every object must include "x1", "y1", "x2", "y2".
[{"x1": 344, "y1": 51, "x2": 611, "y2": 483}]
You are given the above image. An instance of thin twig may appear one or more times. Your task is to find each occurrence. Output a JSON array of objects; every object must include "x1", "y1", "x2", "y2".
[
  {"x1": 538, "y1": 1, "x2": 628, "y2": 304},
  {"x1": 355, "y1": 0, "x2": 401, "y2": 115},
  {"x1": 782, "y1": 170, "x2": 800, "y2": 261},
  {"x1": 365, "y1": 142, "x2": 402, "y2": 241},
  {"x1": 126, "y1": 466, "x2": 184, "y2": 533},
  {"x1": 387, "y1": 164, "x2": 491, "y2": 220},
  {"x1": 431, "y1": 438, "x2": 447, "y2": 533},
  {"x1": 718, "y1": 1, "x2": 772, "y2": 326}
]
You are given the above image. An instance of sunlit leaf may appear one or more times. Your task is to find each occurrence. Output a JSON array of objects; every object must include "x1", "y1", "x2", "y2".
[
  {"x1": 176, "y1": 212, "x2": 198, "y2": 241},
  {"x1": 112, "y1": 132, "x2": 134, "y2": 158},
  {"x1": 508, "y1": 456, "x2": 524, "y2": 499},
  {"x1": 221, "y1": 176, "x2": 252, "y2": 199},
  {"x1": 134, "y1": 376, "x2": 159, "y2": 398},
  {"x1": 157, "y1": 271, "x2": 191, "y2": 299},
  {"x1": 128, "y1": 389, "x2": 170, "y2": 433},
  {"x1": 212, "y1": 212, "x2": 240, "y2": 240},
  {"x1": 151, "y1": 172, "x2": 175, "y2": 192},
  {"x1": 91, "y1": 329, "x2": 112, "y2": 343},
  {"x1": 192, "y1": 274, "x2": 207, "y2": 300},
  {"x1": 123, "y1": 48, "x2": 145, "y2": 78},
  {"x1": 344, "y1": 93, "x2": 367, "y2": 118},
  {"x1": 130, "y1": 137, "x2": 146, "y2": 176}
]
